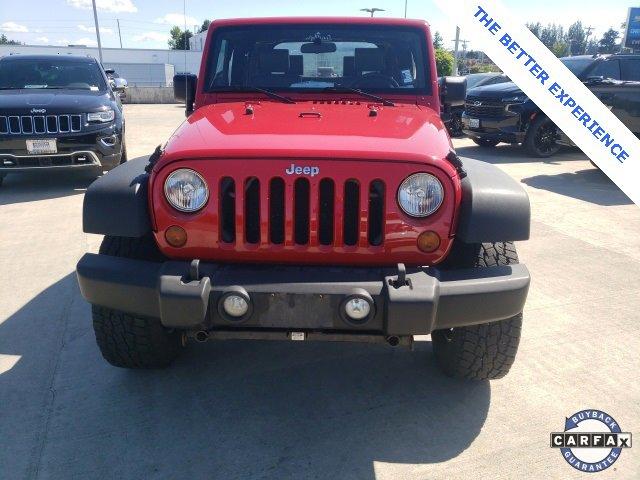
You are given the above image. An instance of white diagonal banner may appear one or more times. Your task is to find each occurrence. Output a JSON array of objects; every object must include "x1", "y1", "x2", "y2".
[{"x1": 434, "y1": 0, "x2": 640, "y2": 206}]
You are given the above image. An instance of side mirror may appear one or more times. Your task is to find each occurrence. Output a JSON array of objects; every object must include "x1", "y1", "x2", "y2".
[
  {"x1": 174, "y1": 73, "x2": 198, "y2": 116},
  {"x1": 112, "y1": 77, "x2": 128, "y2": 92},
  {"x1": 440, "y1": 76, "x2": 467, "y2": 107}
]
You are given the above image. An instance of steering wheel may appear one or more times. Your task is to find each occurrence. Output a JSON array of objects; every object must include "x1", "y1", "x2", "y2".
[{"x1": 351, "y1": 73, "x2": 400, "y2": 89}]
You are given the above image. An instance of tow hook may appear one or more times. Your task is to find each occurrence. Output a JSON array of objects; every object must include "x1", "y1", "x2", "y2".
[{"x1": 390, "y1": 263, "x2": 411, "y2": 289}]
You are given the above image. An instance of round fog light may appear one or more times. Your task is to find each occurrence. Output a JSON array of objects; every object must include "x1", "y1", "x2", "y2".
[
  {"x1": 165, "y1": 225, "x2": 187, "y2": 247},
  {"x1": 222, "y1": 294, "x2": 249, "y2": 318},
  {"x1": 417, "y1": 230, "x2": 441, "y2": 253},
  {"x1": 344, "y1": 297, "x2": 371, "y2": 321}
]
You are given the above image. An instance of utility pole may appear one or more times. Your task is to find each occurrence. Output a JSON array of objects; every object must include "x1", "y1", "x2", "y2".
[
  {"x1": 404, "y1": 0, "x2": 408, "y2": 18},
  {"x1": 360, "y1": 8, "x2": 385, "y2": 17},
  {"x1": 585, "y1": 26, "x2": 594, "y2": 54},
  {"x1": 91, "y1": 0, "x2": 103, "y2": 63},
  {"x1": 117, "y1": 19, "x2": 122, "y2": 48},
  {"x1": 452, "y1": 26, "x2": 460, "y2": 75}
]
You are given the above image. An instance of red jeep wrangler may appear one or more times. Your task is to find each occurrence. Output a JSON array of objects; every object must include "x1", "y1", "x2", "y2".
[{"x1": 77, "y1": 18, "x2": 531, "y2": 380}]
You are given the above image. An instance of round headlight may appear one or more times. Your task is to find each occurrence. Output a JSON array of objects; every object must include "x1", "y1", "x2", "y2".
[
  {"x1": 164, "y1": 169, "x2": 209, "y2": 212},
  {"x1": 397, "y1": 173, "x2": 444, "y2": 217}
]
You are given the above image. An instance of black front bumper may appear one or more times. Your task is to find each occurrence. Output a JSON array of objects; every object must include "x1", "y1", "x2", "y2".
[
  {"x1": 462, "y1": 112, "x2": 526, "y2": 144},
  {"x1": 76, "y1": 254, "x2": 530, "y2": 336},
  {"x1": 0, "y1": 124, "x2": 122, "y2": 173}
]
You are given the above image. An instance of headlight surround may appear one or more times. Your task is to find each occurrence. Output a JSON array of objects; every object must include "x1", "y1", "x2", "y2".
[
  {"x1": 397, "y1": 173, "x2": 444, "y2": 218},
  {"x1": 164, "y1": 168, "x2": 209, "y2": 213},
  {"x1": 87, "y1": 109, "x2": 115, "y2": 123}
]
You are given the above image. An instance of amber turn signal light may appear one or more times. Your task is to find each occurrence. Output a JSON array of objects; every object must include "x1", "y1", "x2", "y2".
[
  {"x1": 417, "y1": 231, "x2": 441, "y2": 253},
  {"x1": 165, "y1": 225, "x2": 187, "y2": 248}
]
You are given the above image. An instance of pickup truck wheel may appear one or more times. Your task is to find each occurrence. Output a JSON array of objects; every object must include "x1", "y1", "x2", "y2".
[
  {"x1": 92, "y1": 235, "x2": 182, "y2": 368},
  {"x1": 432, "y1": 242, "x2": 523, "y2": 380},
  {"x1": 524, "y1": 115, "x2": 561, "y2": 157},
  {"x1": 472, "y1": 138, "x2": 500, "y2": 147}
]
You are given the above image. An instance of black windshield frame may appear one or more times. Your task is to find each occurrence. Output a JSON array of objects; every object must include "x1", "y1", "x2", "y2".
[{"x1": 203, "y1": 24, "x2": 432, "y2": 96}]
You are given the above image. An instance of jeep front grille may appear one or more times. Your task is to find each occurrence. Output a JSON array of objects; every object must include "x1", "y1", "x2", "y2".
[
  {"x1": 0, "y1": 114, "x2": 83, "y2": 135},
  {"x1": 218, "y1": 176, "x2": 386, "y2": 248}
]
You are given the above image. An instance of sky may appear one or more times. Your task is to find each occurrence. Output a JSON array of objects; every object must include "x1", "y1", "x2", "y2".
[{"x1": 0, "y1": 0, "x2": 632, "y2": 51}]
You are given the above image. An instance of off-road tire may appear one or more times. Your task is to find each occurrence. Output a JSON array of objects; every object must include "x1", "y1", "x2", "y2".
[
  {"x1": 472, "y1": 138, "x2": 500, "y2": 148},
  {"x1": 119, "y1": 140, "x2": 128, "y2": 164},
  {"x1": 432, "y1": 242, "x2": 523, "y2": 380},
  {"x1": 524, "y1": 115, "x2": 561, "y2": 157},
  {"x1": 92, "y1": 235, "x2": 182, "y2": 368}
]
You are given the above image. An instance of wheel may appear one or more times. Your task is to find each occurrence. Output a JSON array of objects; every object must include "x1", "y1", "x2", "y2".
[
  {"x1": 432, "y1": 242, "x2": 523, "y2": 380},
  {"x1": 524, "y1": 115, "x2": 561, "y2": 157},
  {"x1": 91, "y1": 235, "x2": 182, "y2": 368},
  {"x1": 472, "y1": 138, "x2": 500, "y2": 148}
]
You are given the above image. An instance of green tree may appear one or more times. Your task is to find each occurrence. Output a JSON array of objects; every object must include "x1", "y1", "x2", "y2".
[
  {"x1": 585, "y1": 39, "x2": 599, "y2": 55},
  {"x1": 540, "y1": 24, "x2": 564, "y2": 49},
  {"x1": 526, "y1": 22, "x2": 542, "y2": 39},
  {"x1": 199, "y1": 19, "x2": 211, "y2": 33},
  {"x1": 598, "y1": 28, "x2": 620, "y2": 54},
  {"x1": 0, "y1": 34, "x2": 22, "y2": 45},
  {"x1": 433, "y1": 31, "x2": 444, "y2": 49},
  {"x1": 435, "y1": 48, "x2": 454, "y2": 76},
  {"x1": 566, "y1": 21, "x2": 587, "y2": 55},
  {"x1": 168, "y1": 26, "x2": 193, "y2": 50},
  {"x1": 551, "y1": 41, "x2": 570, "y2": 57}
]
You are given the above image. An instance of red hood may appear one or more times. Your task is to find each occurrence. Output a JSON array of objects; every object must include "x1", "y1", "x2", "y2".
[{"x1": 159, "y1": 101, "x2": 452, "y2": 166}]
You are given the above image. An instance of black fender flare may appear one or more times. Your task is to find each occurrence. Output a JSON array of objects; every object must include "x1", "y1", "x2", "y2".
[
  {"x1": 456, "y1": 157, "x2": 530, "y2": 243},
  {"x1": 83, "y1": 156, "x2": 151, "y2": 237}
]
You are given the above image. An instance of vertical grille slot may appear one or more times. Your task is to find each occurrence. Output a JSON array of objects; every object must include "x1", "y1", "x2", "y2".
[
  {"x1": 343, "y1": 180, "x2": 360, "y2": 246},
  {"x1": 33, "y1": 116, "x2": 45, "y2": 134},
  {"x1": 0, "y1": 117, "x2": 8, "y2": 134},
  {"x1": 21, "y1": 116, "x2": 34, "y2": 134},
  {"x1": 219, "y1": 177, "x2": 236, "y2": 243},
  {"x1": 269, "y1": 178, "x2": 285, "y2": 245},
  {"x1": 59, "y1": 115, "x2": 70, "y2": 132},
  {"x1": 244, "y1": 177, "x2": 260, "y2": 244},
  {"x1": 368, "y1": 180, "x2": 385, "y2": 246},
  {"x1": 294, "y1": 178, "x2": 310, "y2": 245},
  {"x1": 70, "y1": 115, "x2": 82, "y2": 132},
  {"x1": 318, "y1": 179, "x2": 335, "y2": 245},
  {"x1": 8, "y1": 116, "x2": 21, "y2": 134},
  {"x1": 46, "y1": 115, "x2": 58, "y2": 133}
]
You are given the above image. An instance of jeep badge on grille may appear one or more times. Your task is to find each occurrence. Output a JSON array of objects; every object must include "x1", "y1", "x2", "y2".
[{"x1": 285, "y1": 163, "x2": 320, "y2": 177}]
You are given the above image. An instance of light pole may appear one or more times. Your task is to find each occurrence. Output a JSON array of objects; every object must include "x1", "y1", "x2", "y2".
[
  {"x1": 404, "y1": 0, "x2": 408, "y2": 18},
  {"x1": 91, "y1": 0, "x2": 103, "y2": 63},
  {"x1": 360, "y1": 8, "x2": 385, "y2": 17}
]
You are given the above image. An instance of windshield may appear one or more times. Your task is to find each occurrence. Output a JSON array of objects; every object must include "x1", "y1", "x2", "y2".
[
  {"x1": 0, "y1": 58, "x2": 107, "y2": 91},
  {"x1": 205, "y1": 24, "x2": 430, "y2": 94},
  {"x1": 560, "y1": 57, "x2": 595, "y2": 78}
]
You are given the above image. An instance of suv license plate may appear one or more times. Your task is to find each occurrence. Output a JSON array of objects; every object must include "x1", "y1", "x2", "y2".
[
  {"x1": 468, "y1": 118, "x2": 480, "y2": 129},
  {"x1": 26, "y1": 139, "x2": 57, "y2": 154}
]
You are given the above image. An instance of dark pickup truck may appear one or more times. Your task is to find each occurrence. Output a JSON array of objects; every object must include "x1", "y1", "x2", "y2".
[{"x1": 462, "y1": 54, "x2": 640, "y2": 157}]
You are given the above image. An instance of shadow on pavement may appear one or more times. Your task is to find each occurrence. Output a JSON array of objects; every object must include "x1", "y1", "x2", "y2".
[
  {"x1": 456, "y1": 143, "x2": 585, "y2": 165},
  {"x1": 0, "y1": 170, "x2": 95, "y2": 206},
  {"x1": 522, "y1": 168, "x2": 632, "y2": 206},
  {"x1": 0, "y1": 274, "x2": 490, "y2": 479}
]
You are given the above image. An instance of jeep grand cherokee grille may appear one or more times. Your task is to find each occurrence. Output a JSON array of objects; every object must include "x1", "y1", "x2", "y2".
[
  {"x1": 0, "y1": 114, "x2": 82, "y2": 135},
  {"x1": 218, "y1": 176, "x2": 386, "y2": 247}
]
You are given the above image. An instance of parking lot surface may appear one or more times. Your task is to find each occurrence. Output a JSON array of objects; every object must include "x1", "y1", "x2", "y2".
[{"x1": 1, "y1": 104, "x2": 638, "y2": 480}]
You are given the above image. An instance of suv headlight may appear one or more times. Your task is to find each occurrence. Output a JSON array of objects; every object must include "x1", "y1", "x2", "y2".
[
  {"x1": 164, "y1": 168, "x2": 209, "y2": 213},
  {"x1": 87, "y1": 109, "x2": 115, "y2": 122},
  {"x1": 398, "y1": 173, "x2": 444, "y2": 217}
]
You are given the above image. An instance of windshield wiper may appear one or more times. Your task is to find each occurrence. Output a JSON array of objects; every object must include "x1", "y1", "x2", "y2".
[
  {"x1": 224, "y1": 86, "x2": 295, "y2": 104},
  {"x1": 323, "y1": 87, "x2": 395, "y2": 106}
]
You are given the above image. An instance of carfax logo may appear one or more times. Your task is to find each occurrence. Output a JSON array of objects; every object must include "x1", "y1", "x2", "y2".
[{"x1": 550, "y1": 409, "x2": 632, "y2": 472}]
